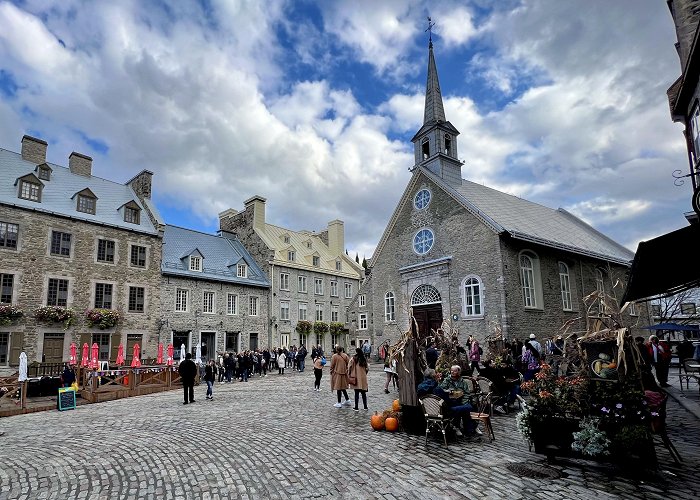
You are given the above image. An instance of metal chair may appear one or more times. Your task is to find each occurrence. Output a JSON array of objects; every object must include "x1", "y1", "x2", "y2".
[
  {"x1": 419, "y1": 394, "x2": 454, "y2": 448},
  {"x1": 679, "y1": 359, "x2": 700, "y2": 392},
  {"x1": 469, "y1": 387, "x2": 496, "y2": 441}
]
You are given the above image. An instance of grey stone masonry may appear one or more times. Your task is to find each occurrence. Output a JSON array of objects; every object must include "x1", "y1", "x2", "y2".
[
  {"x1": 68, "y1": 151, "x2": 92, "y2": 177},
  {"x1": 127, "y1": 170, "x2": 154, "y2": 200},
  {"x1": 20, "y1": 135, "x2": 47, "y2": 164}
]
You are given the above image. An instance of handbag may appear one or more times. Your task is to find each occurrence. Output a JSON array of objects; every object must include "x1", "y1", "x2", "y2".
[
  {"x1": 320, "y1": 356, "x2": 327, "y2": 366},
  {"x1": 348, "y1": 363, "x2": 357, "y2": 385}
]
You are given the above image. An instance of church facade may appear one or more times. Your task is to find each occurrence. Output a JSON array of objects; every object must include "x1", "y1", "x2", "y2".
[{"x1": 348, "y1": 42, "x2": 649, "y2": 345}]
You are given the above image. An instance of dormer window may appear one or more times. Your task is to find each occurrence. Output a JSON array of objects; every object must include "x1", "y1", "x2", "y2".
[
  {"x1": 189, "y1": 256, "x2": 202, "y2": 272},
  {"x1": 19, "y1": 180, "x2": 41, "y2": 202},
  {"x1": 120, "y1": 201, "x2": 141, "y2": 225},
  {"x1": 37, "y1": 165, "x2": 52, "y2": 181},
  {"x1": 237, "y1": 263, "x2": 247, "y2": 278},
  {"x1": 306, "y1": 241, "x2": 312, "y2": 249},
  {"x1": 77, "y1": 195, "x2": 96, "y2": 214},
  {"x1": 444, "y1": 134, "x2": 452, "y2": 156},
  {"x1": 313, "y1": 255, "x2": 320, "y2": 267},
  {"x1": 336, "y1": 260, "x2": 342, "y2": 271},
  {"x1": 422, "y1": 138, "x2": 430, "y2": 159},
  {"x1": 284, "y1": 236, "x2": 290, "y2": 244},
  {"x1": 288, "y1": 250, "x2": 295, "y2": 262}
]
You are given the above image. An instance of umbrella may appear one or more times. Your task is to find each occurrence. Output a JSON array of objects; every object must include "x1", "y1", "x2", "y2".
[
  {"x1": 131, "y1": 343, "x2": 142, "y2": 368},
  {"x1": 642, "y1": 322, "x2": 700, "y2": 331},
  {"x1": 167, "y1": 343, "x2": 174, "y2": 366},
  {"x1": 196, "y1": 342, "x2": 202, "y2": 365},
  {"x1": 116, "y1": 344, "x2": 125, "y2": 365},
  {"x1": 91, "y1": 343, "x2": 99, "y2": 369},
  {"x1": 80, "y1": 343, "x2": 89, "y2": 367},
  {"x1": 180, "y1": 343, "x2": 186, "y2": 364},
  {"x1": 18, "y1": 352, "x2": 28, "y2": 382},
  {"x1": 69, "y1": 343, "x2": 77, "y2": 365},
  {"x1": 157, "y1": 343, "x2": 164, "y2": 364}
]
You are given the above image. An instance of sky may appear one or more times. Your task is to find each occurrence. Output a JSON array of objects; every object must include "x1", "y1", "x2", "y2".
[{"x1": 0, "y1": 0, "x2": 691, "y2": 261}]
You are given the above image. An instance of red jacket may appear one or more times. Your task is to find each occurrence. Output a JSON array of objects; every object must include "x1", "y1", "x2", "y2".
[{"x1": 647, "y1": 341, "x2": 671, "y2": 364}]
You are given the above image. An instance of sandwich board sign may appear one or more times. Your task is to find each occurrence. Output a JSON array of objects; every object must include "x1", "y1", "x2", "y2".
[{"x1": 57, "y1": 387, "x2": 76, "y2": 411}]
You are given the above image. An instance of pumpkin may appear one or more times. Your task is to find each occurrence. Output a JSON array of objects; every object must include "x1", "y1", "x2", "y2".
[
  {"x1": 392, "y1": 399, "x2": 401, "y2": 412},
  {"x1": 384, "y1": 416, "x2": 399, "y2": 432},
  {"x1": 370, "y1": 411, "x2": 385, "y2": 431}
]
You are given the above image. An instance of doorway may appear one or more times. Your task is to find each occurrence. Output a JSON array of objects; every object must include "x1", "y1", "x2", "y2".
[
  {"x1": 200, "y1": 331, "x2": 216, "y2": 362},
  {"x1": 172, "y1": 331, "x2": 190, "y2": 360},
  {"x1": 249, "y1": 333, "x2": 259, "y2": 351},
  {"x1": 280, "y1": 333, "x2": 290, "y2": 349},
  {"x1": 411, "y1": 305, "x2": 443, "y2": 341},
  {"x1": 42, "y1": 333, "x2": 64, "y2": 363}
]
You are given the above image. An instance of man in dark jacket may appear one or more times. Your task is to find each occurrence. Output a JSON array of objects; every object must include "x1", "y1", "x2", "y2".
[
  {"x1": 178, "y1": 352, "x2": 197, "y2": 404},
  {"x1": 297, "y1": 345, "x2": 308, "y2": 372},
  {"x1": 425, "y1": 343, "x2": 438, "y2": 369}
]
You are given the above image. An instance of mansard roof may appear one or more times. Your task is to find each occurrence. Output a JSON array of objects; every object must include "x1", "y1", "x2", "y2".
[{"x1": 162, "y1": 225, "x2": 269, "y2": 287}]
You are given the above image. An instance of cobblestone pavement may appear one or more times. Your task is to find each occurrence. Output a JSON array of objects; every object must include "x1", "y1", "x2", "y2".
[{"x1": 0, "y1": 364, "x2": 699, "y2": 499}]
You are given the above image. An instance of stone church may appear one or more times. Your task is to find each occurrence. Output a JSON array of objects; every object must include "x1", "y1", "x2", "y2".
[{"x1": 348, "y1": 41, "x2": 648, "y2": 345}]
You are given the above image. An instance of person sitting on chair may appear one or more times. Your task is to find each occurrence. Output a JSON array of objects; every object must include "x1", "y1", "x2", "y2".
[{"x1": 438, "y1": 365, "x2": 480, "y2": 437}]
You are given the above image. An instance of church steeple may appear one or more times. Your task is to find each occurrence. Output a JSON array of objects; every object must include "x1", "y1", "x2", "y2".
[{"x1": 411, "y1": 32, "x2": 463, "y2": 186}]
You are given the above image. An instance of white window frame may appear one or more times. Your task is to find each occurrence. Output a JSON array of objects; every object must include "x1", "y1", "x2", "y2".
[
  {"x1": 203, "y1": 291, "x2": 215, "y2": 314},
  {"x1": 315, "y1": 303, "x2": 324, "y2": 322},
  {"x1": 280, "y1": 300, "x2": 290, "y2": 321},
  {"x1": 226, "y1": 293, "x2": 238, "y2": 315},
  {"x1": 249, "y1": 296, "x2": 259, "y2": 316},
  {"x1": 384, "y1": 291, "x2": 395, "y2": 322},
  {"x1": 189, "y1": 256, "x2": 202, "y2": 272},
  {"x1": 331, "y1": 304, "x2": 339, "y2": 322},
  {"x1": 288, "y1": 250, "x2": 295, "y2": 262},
  {"x1": 330, "y1": 280, "x2": 338, "y2": 297},
  {"x1": 559, "y1": 262, "x2": 573, "y2": 311},
  {"x1": 175, "y1": 288, "x2": 189, "y2": 312},
  {"x1": 280, "y1": 272, "x2": 290, "y2": 291},
  {"x1": 237, "y1": 263, "x2": 248, "y2": 278},
  {"x1": 519, "y1": 251, "x2": 542, "y2": 309},
  {"x1": 461, "y1": 275, "x2": 484, "y2": 318},
  {"x1": 314, "y1": 277, "x2": 324, "y2": 295},
  {"x1": 344, "y1": 282, "x2": 352, "y2": 298},
  {"x1": 298, "y1": 302, "x2": 307, "y2": 321},
  {"x1": 359, "y1": 294, "x2": 366, "y2": 307},
  {"x1": 628, "y1": 301, "x2": 638, "y2": 316},
  {"x1": 298, "y1": 275, "x2": 307, "y2": 293},
  {"x1": 358, "y1": 312, "x2": 368, "y2": 330},
  {"x1": 312, "y1": 255, "x2": 320, "y2": 267},
  {"x1": 335, "y1": 260, "x2": 342, "y2": 271}
]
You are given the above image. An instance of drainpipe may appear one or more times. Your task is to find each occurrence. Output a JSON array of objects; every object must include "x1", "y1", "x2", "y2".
[{"x1": 269, "y1": 262, "x2": 275, "y2": 349}]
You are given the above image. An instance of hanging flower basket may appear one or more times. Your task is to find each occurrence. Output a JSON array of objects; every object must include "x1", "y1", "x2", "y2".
[
  {"x1": 329, "y1": 322, "x2": 344, "y2": 336},
  {"x1": 313, "y1": 321, "x2": 329, "y2": 336},
  {"x1": 34, "y1": 306, "x2": 75, "y2": 329},
  {"x1": 85, "y1": 308, "x2": 121, "y2": 329},
  {"x1": 0, "y1": 305, "x2": 23, "y2": 326},
  {"x1": 295, "y1": 320, "x2": 313, "y2": 335}
]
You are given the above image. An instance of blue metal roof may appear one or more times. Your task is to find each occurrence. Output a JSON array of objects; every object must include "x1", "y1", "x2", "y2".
[
  {"x1": 161, "y1": 225, "x2": 269, "y2": 287},
  {"x1": 0, "y1": 147, "x2": 158, "y2": 234}
]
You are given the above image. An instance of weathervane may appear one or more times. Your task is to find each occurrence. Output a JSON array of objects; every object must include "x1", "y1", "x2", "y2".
[{"x1": 426, "y1": 17, "x2": 436, "y2": 44}]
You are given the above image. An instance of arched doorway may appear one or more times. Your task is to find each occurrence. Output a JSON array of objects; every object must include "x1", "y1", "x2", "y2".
[{"x1": 410, "y1": 284, "x2": 443, "y2": 340}]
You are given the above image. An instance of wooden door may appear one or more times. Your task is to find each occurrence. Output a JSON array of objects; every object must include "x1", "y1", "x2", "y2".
[
  {"x1": 126, "y1": 334, "x2": 142, "y2": 362},
  {"x1": 9, "y1": 332, "x2": 23, "y2": 365},
  {"x1": 43, "y1": 333, "x2": 65, "y2": 363},
  {"x1": 411, "y1": 305, "x2": 443, "y2": 341}
]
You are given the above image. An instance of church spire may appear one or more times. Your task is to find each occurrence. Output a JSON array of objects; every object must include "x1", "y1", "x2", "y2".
[{"x1": 423, "y1": 31, "x2": 446, "y2": 125}]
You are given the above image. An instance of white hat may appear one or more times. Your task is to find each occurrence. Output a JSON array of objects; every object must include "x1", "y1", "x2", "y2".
[{"x1": 529, "y1": 334, "x2": 536, "y2": 339}]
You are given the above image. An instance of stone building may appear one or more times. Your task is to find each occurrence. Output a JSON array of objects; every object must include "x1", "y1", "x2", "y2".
[
  {"x1": 349, "y1": 41, "x2": 648, "y2": 346},
  {"x1": 219, "y1": 196, "x2": 363, "y2": 352},
  {"x1": 160, "y1": 225, "x2": 270, "y2": 359},
  {"x1": 0, "y1": 135, "x2": 163, "y2": 373}
]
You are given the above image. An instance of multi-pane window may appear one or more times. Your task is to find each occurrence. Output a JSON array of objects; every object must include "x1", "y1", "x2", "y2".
[
  {"x1": 314, "y1": 278, "x2": 324, "y2": 295},
  {"x1": 298, "y1": 302, "x2": 307, "y2": 321},
  {"x1": 283, "y1": 235, "x2": 290, "y2": 244},
  {"x1": 203, "y1": 291, "x2": 215, "y2": 313},
  {"x1": 227, "y1": 293, "x2": 238, "y2": 315},
  {"x1": 130, "y1": 245, "x2": 146, "y2": 267},
  {"x1": 20, "y1": 180, "x2": 40, "y2": 201},
  {"x1": 94, "y1": 283, "x2": 113, "y2": 309},
  {"x1": 681, "y1": 302, "x2": 697, "y2": 315},
  {"x1": 176, "y1": 289, "x2": 189, "y2": 312},
  {"x1": 315, "y1": 303, "x2": 324, "y2": 321},
  {"x1": 298, "y1": 276, "x2": 307, "y2": 293},
  {"x1": 312, "y1": 256, "x2": 320, "y2": 267},
  {"x1": 628, "y1": 302, "x2": 638, "y2": 316},
  {"x1": 359, "y1": 313, "x2": 367, "y2": 330},
  {"x1": 124, "y1": 206, "x2": 140, "y2": 224},
  {"x1": 331, "y1": 304, "x2": 339, "y2": 322},
  {"x1": 330, "y1": 280, "x2": 338, "y2": 297},
  {"x1": 336, "y1": 260, "x2": 342, "y2": 271},
  {"x1": 359, "y1": 295, "x2": 366, "y2": 307},
  {"x1": 189, "y1": 256, "x2": 202, "y2": 272},
  {"x1": 559, "y1": 263, "x2": 572, "y2": 311},
  {"x1": 1, "y1": 274, "x2": 14, "y2": 304},
  {"x1": 37, "y1": 167, "x2": 50, "y2": 181},
  {"x1": 47, "y1": 278, "x2": 69, "y2": 306},
  {"x1": 0, "y1": 222, "x2": 18, "y2": 249},
  {"x1": 237, "y1": 264, "x2": 247, "y2": 278},
  {"x1": 280, "y1": 273, "x2": 290, "y2": 290},
  {"x1": 520, "y1": 255, "x2": 536, "y2": 308},
  {"x1": 651, "y1": 304, "x2": 661, "y2": 317},
  {"x1": 128, "y1": 286, "x2": 145, "y2": 312},
  {"x1": 77, "y1": 195, "x2": 96, "y2": 214},
  {"x1": 288, "y1": 250, "x2": 296, "y2": 262},
  {"x1": 280, "y1": 301, "x2": 290, "y2": 320},
  {"x1": 249, "y1": 296, "x2": 259, "y2": 316},
  {"x1": 463, "y1": 277, "x2": 482, "y2": 316},
  {"x1": 385, "y1": 291, "x2": 395, "y2": 322},
  {"x1": 0, "y1": 332, "x2": 8, "y2": 364},
  {"x1": 50, "y1": 231, "x2": 71, "y2": 257},
  {"x1": 344, "y1": 283, "x2": 352, "y2": 298},
  {"x1": 97, "y1": 239, "x2": 115, "y2": 263},
  {"x1": 93, "y1": 332, "x2": 110, "y2": 361}
]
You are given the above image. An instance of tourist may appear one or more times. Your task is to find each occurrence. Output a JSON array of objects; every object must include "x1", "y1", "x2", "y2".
[
  {"x1": 417, "y1": 368, "x2": 440, "y2": 398},
  {"x1": 522, "y1": 341, "x2": 540, "y2": 381},
  {"x1": 383, "y1": 349, "x2": 397, "y2": 394},
  {"x1": 277, "y1": 349, "x2": 286, "y2": 375},
  {"x1": 297, "y1": 344, "x2": 308, "y2": 372},
  {"x1": 60, "y1": 364, "x2": 76, "y2": 388},
  {"x1": 204, "y1": 360, "x2": 216, "y2": 400},
  {"x1": 438, "y1": 365, "x2": 480, "y2": 437},
  {"x1": 528, "y1": 333, "x2": 543, "y2": 355},
  {"x1": 217, "y1": 353, "x2": 225, "y2": 383},
  {"x1": 362, "y1": 340, "x2": 371, "y2": 359},
  {"x1": 425, "y1": 343, "x2": 438, "y2": 369},
  {"x1": 313, "y1": 354, "x2": 324, "y2": 391},
  {"x1": 468, "y1": 335, "x2": 481, "y2": 375},
  {"x1": 647, "y1": 335, "x2": 672, "y2": 387},
  {"x1": 270, "y1": 348, "x2": 278, "y2": 371},
  {"x1": 349, "y1": 348, "x2": 369, "y2": 411},
  {"x1": 178, "y1": 352, "x2": 197, "y2": 405},
  {"x1": 330, "y1": 346, "x2": 351, "y2": 408},
  {"x1": 224, "y1": 353, "x2": 235, "y2": 383}
]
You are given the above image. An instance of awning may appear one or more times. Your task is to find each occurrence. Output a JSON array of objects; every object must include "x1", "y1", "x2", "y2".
[
  {"x1": 621, "y1": 224, "x2": 700, "y2": 303},
  {"x1": 642, "y1": 322, "x2": 700, "y2": 331}
]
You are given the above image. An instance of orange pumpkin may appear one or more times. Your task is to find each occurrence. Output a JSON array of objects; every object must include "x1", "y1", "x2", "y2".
[
  {"x1": 384, "y1": 416, "x2": 399, "y2": 432},
  {"x1": 370, "y1": 411, "x2": 385, "y2": 431},
  {"x1": 392, "y1": 399, "x2": 401, "y2": 412}
]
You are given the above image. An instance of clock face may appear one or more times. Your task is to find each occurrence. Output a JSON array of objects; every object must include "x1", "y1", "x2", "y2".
[
  {"x1": 414, "y1": 189, "x2": 431, "y2": 210},
  {"x1": 413, "y1": 228, "x2": 434, "y2": 255}
]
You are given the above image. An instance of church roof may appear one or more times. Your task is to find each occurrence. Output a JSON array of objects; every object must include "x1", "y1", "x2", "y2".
[
  {"x1": 423, "y1": 41, "x2": 446, "y2": 125},
  {"x1": 421, "y1": 167, "x2": 634, "y2": 265}
]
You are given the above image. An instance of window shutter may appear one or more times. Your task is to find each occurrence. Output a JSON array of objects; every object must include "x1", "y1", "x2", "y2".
[
  {"x1": 79, "y1": 332, "x2": 91, "y2": 359},
  {"x1": 9, "y1": 332, "x2": 23, "y2": 365},
  {"x1": 110, "y1": 334, "x2": 121, "y2": 362}
]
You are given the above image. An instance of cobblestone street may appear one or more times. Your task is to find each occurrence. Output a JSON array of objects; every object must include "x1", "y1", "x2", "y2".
[{"x1": 1, "y1": 365, "x2": 699, "y2": 500}]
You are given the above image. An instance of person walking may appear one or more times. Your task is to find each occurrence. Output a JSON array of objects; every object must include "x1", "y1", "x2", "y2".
[
  {"x1": 204, "y1": 359, "x2": 216, "y2": 400},
  {"x1": 383, "y1": 349, "x2": 397, "y2": 394},
  {"x1": 330, "y1": 346, "x2": 351, "y2": 408},
  {"x1": 348, "y1": 348, "x2": 369, "y2": 411},
  {"x1": 313, "y1": 354, "x2": 324, "y2": 391},
  {"x1": 298, "y1": 344, "x2": 308, "y2": 372},
  {"x1": 647, "y1": 335, "x2": 672, "y2": 387},
  {"x1": 277, "y1": 349, "x2": 286, "y2": 375},
  {"x1": 178, "y1": 352, "x2": 197, "y2": 405},
  {"x1": 468, "y1": 335, "x2": 481, "y2": 375}
]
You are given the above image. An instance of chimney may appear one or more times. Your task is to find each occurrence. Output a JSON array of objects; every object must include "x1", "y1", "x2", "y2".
[
  {"x1": 126, "y1": 170, "x2": 153, "y2": 199},
  {"x1": 21, "y1": 135, "x2": 47, "y2": 164},
  {"x1": 69, "y1": 152, "x2": 93, "y2": 176},
  {"x1": 327, "y1": 219, "x2": 344, "y2": 257},
  {"x1": 218, "y1": 208, "x2": 238, "y2": 231},
  {"x1": 244, "y1": 195, "x2": 266, "y2": 231}
]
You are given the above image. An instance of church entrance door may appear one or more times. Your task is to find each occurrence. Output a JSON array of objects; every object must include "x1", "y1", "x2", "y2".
[{"x1": 411, "y1": 305, "x2": 443, "y2": 340}]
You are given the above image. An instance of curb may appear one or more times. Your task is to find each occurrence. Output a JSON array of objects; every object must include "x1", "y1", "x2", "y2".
[{"x1": 664, "y1": 385, "x2": 700, "y2": 420}]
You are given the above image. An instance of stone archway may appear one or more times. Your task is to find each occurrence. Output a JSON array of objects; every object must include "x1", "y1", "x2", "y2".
[{"x1": 410, "y1": 285, "x2": 443, "y2": 340}]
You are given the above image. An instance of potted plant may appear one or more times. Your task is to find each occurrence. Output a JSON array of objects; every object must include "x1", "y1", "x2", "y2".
[
  {"x1": 85, "y1": 308, "x2": 121, "y2": 329},
  {"x1": 0, "y1": 304, "x2": 23, "y2": 326},
  {"x1": 34, "y1": 305, "x2": 75, "y2": 329}
]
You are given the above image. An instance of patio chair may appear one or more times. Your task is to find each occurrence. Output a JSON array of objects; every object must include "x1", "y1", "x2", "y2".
[
  {"x1": 419, "y1": 394, "x2": 454, "y2": 448},
  {"x1": 679, "y1": 359, "x2": 700, "y2": 392},
  {"x1": 650, "y1": 395, "x2": 682, "y2": 465},
  {"x1": 474, "y1": 376, "x2": 494, "y2": 416},
  {"x1": 469, "y1": 387, "x2": 495, "y2": 441}
]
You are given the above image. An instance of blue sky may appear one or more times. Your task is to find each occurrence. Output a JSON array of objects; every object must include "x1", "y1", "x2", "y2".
[{"x1": 0, "y1": 0, "x2": 690, "y2": 259}]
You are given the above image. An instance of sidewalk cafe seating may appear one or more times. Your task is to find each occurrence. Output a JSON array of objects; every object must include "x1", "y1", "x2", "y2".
[
  {"x1": 469, "y1": 386, "x2": 496, "y2": 442},
  {"x1": 678, "y1": 359, "x2": 700, "y2": 392},
  {"x1": 649, "y1": 393, "x2": 682, "y2": 465},
  {"x1": 419, "y1": 394, "x2": 454, "y2": 448}
]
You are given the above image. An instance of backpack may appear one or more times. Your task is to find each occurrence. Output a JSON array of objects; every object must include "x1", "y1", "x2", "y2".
[{"x1": 478, "y1": 346, "x2": 483, "y2": 355}]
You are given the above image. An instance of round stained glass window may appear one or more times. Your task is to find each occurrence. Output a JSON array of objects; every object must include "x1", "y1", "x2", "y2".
[
  {"x1": 414, "y1": 189, "x2": 431, "y2": 210},
  {"x1": 413, "y1": 228, "x2": 434, "y2": 255}
]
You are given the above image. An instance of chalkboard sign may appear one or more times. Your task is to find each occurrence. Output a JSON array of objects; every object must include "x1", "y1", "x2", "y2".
[{"x1": 57, "y1": 387, "x2": 76, "y2": 411}]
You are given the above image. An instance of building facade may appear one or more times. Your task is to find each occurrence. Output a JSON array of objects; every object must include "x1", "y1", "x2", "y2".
[
  {"x1": 0, "y1": 136, "x2": 164, "y2": 374},
  {"x1": 348, "y1": 42, "x2": 648, "y2": 346},
  {"x1": 219, "y1": 196, "x2": 363, "y2": 353}
]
